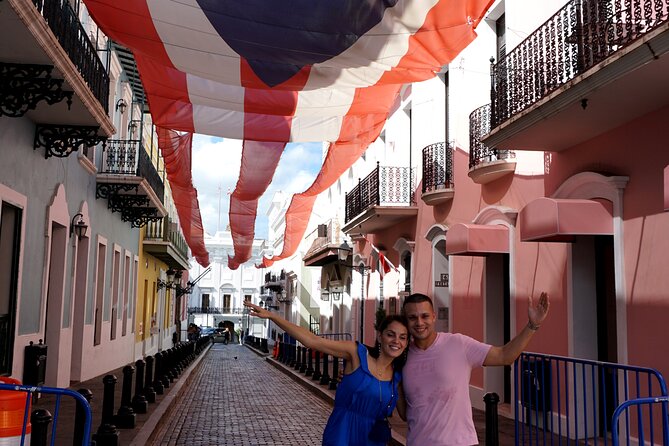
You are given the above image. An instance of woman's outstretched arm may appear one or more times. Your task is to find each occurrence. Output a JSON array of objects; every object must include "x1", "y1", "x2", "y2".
[{"x1": 244, "y1": 302, "x2": 358, "y2": 363}]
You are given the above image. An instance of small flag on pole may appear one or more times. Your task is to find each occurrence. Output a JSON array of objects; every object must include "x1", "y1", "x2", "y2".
[{"x1": 363, "y1": 236, "x2": 398, "y2": 279}]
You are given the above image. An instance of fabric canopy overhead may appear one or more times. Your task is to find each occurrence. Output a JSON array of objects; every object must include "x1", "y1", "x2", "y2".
[{"x1": 84, "y1": 0, "x2": 494, "y2": 268}]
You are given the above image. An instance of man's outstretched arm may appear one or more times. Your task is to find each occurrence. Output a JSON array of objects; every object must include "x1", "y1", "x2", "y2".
[{"x1": 483, "y1": 292, "x2": 549, "y2": 366}]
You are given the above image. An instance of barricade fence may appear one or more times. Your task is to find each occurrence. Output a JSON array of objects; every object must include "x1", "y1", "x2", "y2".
[
  {"x1": 0, "y1": 380, "x2": 92, "y2": 446},
  {"x1": 515, "y1": 352, "x2": 668, "y2": 446},
  {"x1": 611, "y1": 396, "x2": 669, "y2": 446}
]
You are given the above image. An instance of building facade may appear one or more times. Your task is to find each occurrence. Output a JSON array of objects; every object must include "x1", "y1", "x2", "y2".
[
  {"x1": 0, "y1": 0, "x2": 189, "y2": 384},
  {"x1": 325, "y1": 0, "x2": 669, "y2": 425}
]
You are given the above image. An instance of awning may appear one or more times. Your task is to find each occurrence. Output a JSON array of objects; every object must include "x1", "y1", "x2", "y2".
[
  {"x1": 445, "y1": 223, "x2": 509, "y2": 256},
  {"x1": 519, "y1": 197, "x2": 613, "y2": 242}
]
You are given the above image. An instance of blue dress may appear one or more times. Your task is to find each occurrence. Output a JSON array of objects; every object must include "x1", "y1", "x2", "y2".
[{"x1": 322, "y1": 343, "x2": 401, "y2": 446}]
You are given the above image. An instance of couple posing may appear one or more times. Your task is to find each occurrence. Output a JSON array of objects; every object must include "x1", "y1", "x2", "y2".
[{"x1": 244, "y1": 291, "x2": 549, "y2": 446}]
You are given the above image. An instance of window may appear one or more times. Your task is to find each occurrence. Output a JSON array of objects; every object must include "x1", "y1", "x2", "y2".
[
  {"x1": 93, "y1": 240, "x2": 107, "y2": 346},
  {"x1": 223, "y1": 294, "x2": 231, "y2": 312},
  {"x1": 202, "y1": 294, "x2": 210, "y2": 310}
]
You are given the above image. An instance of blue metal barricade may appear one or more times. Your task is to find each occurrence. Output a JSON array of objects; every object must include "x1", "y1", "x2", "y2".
[
  {"x1": 611, "y1": 396, "x2": 669, "y2": 446},
  {"x1": 0, "y1": 382, "x2": 93, "y2": 446},
  {"x1": 515, "y1": 352, "x2": 668, "y2": 446}
]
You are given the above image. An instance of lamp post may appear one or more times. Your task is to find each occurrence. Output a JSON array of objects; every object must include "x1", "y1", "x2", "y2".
[{"x1": 336, "y1": 240, "x2": 370, "y2": 342}]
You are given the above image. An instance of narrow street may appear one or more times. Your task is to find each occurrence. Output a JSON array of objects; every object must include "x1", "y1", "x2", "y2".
[{"x1": 150, "y1": 344, "x2": 332, "y2": 445}]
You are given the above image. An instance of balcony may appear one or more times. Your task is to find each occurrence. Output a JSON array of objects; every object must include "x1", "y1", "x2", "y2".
[
  {"x1": 143, "y1": 216, "x2": 190, "y2": 270},
  {"x1": 303, "y1": 219, "x2": 345, "y2": 267},
  {"x1": 264, "y1": 270, "x2": 286, "y2": 292},
  {"x1": 0, "y1": 0, "x2": 113, "y2": 137},
  {"x1": 469, "y1": 104, "x2": 516, "y2": 184},
  {"x1": 421, "y1": 142, "x2": 455, "y2": 206},
  {"x1": 483, "y1": 0, "x2": 669, "y2": 151},
  {"x1": 95, "y1": 139, "x2": 166, "y2": 228},
  {"x1": 342, "y1": 162, "x2": 417, "y2": 235}
]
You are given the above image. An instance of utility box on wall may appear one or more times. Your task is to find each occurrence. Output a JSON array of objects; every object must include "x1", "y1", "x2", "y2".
[{"x1": 23, "y1": 340, "x2": 47, "y2": 386}]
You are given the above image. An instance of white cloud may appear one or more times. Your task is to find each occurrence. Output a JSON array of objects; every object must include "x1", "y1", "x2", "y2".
[{"x1": 191, "y1": 137, "x2": 323, "y2": 240}]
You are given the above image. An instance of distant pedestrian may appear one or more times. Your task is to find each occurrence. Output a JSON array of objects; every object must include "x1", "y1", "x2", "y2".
[{"x1": 244, "y1": 301, "x2": 408, "y2": 446}]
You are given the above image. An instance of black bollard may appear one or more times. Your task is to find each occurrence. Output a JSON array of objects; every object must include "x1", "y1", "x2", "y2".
[
  {"x1": 305, "y1": 347, "x2": 314, "y2": 376},
  {"x1": 484, "y1": 392, "x2": 500, "y2": 446},
  {"x1": 312, "y1": 350, "x2": 322, "y2": 381},
  {"x1": 114, "y1": 365, "x2": 136, "y2": 428},
  {"x1": 31, "y1": 408, "x2": 52, "y2": 446},
  {"x1": 132, "y1": 359, "x2": 149, "y2": 413},
  {"x1": 159, "y1": 351, "x2": 171, "y2": 388},
  {"x1": 74, "y1": 389, "x2": 93, "y2": 446},
  {"x1": 92, "y1": 375, "x2": 120, "y2": 446},
  {"x1": 144, "y1": 355, "x2": 157, "y2": 401},
  {"x1": 320, "y1": 352, "x2": 331, "y2": 385},
  {"x1": 165, "y1": 349, "x2": 176, "y2": 382},
  {"x1": 299, "y1": 346, "x2": 307, "y2": 373},
  {"x1": 329, "y1": 356, "x2": 339, "y2": 390},
  {"x1": 292, "y1": 344, "x2": 300, "y2": 369},
  {"x1": 153, "y1": 352, "x2": 166, "y2": 393}
]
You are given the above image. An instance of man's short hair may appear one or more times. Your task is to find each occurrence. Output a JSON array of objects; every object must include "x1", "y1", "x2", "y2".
[{"x1": 402, "y1": 293, "x2": 433, "y2": 310}]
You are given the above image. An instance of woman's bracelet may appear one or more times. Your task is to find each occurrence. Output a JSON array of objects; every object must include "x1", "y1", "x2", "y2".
[{"x1": 527, "y1": 320, "x2": 541, "y2": 331}]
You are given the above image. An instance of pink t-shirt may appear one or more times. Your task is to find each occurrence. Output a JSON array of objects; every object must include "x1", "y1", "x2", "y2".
[{"x1": 403, "y1": 332, "x2": 491, "y2": 446}]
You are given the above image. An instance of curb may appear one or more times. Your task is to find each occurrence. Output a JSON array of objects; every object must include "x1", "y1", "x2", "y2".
[{"x1": 129, "y1": 343, "x2": 212, "y2": 446}]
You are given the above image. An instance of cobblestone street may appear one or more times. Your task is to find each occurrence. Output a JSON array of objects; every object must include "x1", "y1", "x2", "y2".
[{"x1": 150, "y1": 344, "x2": 332, "y2": 445}]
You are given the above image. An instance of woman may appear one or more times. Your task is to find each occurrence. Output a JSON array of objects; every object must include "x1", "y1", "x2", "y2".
[{"x1": 244, "y1": 301, "x2": 409, "y2": 446}]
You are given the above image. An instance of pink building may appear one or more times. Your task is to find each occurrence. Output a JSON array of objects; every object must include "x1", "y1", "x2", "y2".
[{"x1": 305, "y1": 0, "x2": 669, "y2": 438}]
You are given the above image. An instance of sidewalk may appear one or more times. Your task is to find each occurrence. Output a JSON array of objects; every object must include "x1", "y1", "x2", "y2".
[{"x1": 31, "y1": 342, "x2": 210, "y2": 445}]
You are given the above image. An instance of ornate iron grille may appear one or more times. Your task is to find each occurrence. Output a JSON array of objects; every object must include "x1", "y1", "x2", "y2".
[
  {"x1": 490, "y1": 0, "x2": 669, "y2": 129},
  {"x1": 101, "y1": 140, "x2": 164, "y2": 204},
  {"x1": 138, "y1": 147, "x2": 165, "y2": 204},
  {"x1": 101, "y1": 139, "x2": 138, "y2": 174},
  {"x1": 469, "y1": 104, "x2": 516, "y2": 169},
  {"x1": 345, "y1": 162, "x2": 413, "y2": 222},
  {"x1": 422, "y1": 142, "x2": 454, "y2": 194},
  {"x1": 32, "y1": 0, "x2": 110, "y2": 112}
]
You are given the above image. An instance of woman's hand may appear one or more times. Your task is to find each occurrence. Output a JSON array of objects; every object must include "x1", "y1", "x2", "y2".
[
  {"x1": 528, "y1": 291, "x2": 550, "y2": 329},
  {"x1": 243, "y1": 301, "x2": 272, "y2": 319}
]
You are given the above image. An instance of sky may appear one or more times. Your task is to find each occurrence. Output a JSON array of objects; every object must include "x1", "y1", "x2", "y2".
[{"x1": 191, "y1": 135, "x2": 324, "y2": 240}]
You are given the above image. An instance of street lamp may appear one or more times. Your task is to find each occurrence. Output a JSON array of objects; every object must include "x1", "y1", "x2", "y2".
[
  {"x1": 69, "y1": 213, "x2": 88, "y2": 239},
  {"x1": 157, "y1": 268, "x2": 177, "y2": 290},
  {"x1": 335, "y1": 240, "x2": 371, "y2": 341}
]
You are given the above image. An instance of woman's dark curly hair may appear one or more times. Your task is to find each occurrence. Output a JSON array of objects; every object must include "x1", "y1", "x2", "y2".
[{"x1": 365, "y1": 314, "x2": 410, "y2": 370}]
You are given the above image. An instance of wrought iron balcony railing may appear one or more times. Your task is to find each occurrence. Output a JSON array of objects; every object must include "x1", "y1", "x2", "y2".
[
  {"x1": 32, "y1": 0, "x2": 110, "y2": 112},
  {"x1": 470, "y1": 104, "x2": 515, "y2": 169},
  {"x1": 490, "y1": 0, "x2": 669, "y2": 129},
  {"x1": 145, "y1": 216, "x2": 189, "y2": 259},
  {"x1": 264, "y1": 270, "x2": 286, "y2": 284},
  {"x1": 345, "y1": 162, "x2": 415, "y2": 223},
  {"x1": 187, "y1": 307, "x2": 247, "y2": 315},
  {"x1": 422, "y1": 142, "x2": 454, "y2": 193},
  {"x1": 100, "y1": 139, "x2": 165, "y2": 203}
]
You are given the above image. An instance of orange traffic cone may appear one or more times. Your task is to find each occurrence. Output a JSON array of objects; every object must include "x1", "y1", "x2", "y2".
[{"x1": 0, "y1": 377, "x2": 31, "y2": 445}]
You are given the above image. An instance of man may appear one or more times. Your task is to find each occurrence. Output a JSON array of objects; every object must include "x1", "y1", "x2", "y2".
[{"x1": 398, "y1": 292, "x2": 549, "y2": 446}]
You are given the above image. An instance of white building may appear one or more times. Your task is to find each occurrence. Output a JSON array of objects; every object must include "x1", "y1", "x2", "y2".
[{"x1": 188, "y1": 230, "x2": 266, "y2": 337}]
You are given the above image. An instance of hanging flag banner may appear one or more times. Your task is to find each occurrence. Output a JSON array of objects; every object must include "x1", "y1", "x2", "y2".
[{"x1": 84, "y1": 0, "x2": 495, "y2": 266}]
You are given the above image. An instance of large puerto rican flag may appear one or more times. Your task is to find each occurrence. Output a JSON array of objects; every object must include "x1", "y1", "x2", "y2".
[{"x1": 84, "y1": 0, "x2": 494, "y2": 268}]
